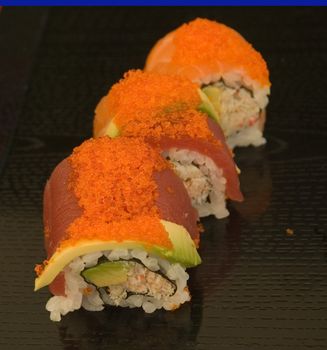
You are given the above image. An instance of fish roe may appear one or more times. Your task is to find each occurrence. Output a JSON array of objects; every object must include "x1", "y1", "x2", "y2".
[
  {"x1": 35, "y1": 260, "x2": 49, "y2": 277},
  {"x1": 157, "y1": 18, "x2": 269, "y2": 87},
  {"x1": 121, "y1": 109, "x2": 220, "y2": 147},
  {"x1": 61, "y1": 137, "x2": 172, "y2": 249},
  {"x1": 106, "y1": 70, "x2": 201, "y2": 126},
  {"x1": 34, "y1": 264, "x2": 44, "y2": 277},
  {"x1": 83, "y1": 287, "x2": 93, "y2": 296}
]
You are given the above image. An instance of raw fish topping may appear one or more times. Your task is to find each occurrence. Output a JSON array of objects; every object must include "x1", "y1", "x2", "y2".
[{"x1": 160, "y1": 18, "x2": 270, "y2": 87}]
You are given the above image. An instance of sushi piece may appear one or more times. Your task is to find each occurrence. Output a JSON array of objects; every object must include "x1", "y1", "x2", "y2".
[
  {"x1": 34, "y1": 137, "x2": 201, "y2": 321},
  {"x1": 145, "y1": 18, "x2": 271, "y2": 149},
  {"x1": 93, "y1": 70, "x2": 243, "y2": 219}
]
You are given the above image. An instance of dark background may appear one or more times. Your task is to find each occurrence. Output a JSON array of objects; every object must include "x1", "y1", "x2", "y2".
[{"x1": 0, "y1": 7, "x2": 327, "y2": 349}]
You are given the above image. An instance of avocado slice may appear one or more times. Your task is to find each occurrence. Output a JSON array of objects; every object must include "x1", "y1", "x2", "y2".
[
  {"x1": 160, "y1": 220, "x2": 201, "y2": 267},
  {"x1": 105, "y1": 119, "x2": 121, "y2": 138},
  {"x1": 198, "y1": 88, "x2": 220, "y2": 123},
  {"x1": 202, "y1": 86, "x2": 221, "y2": 107},
  {"x1": 34, "y1": 220, "x2": 201, "y2": 291},
  {"x1": 82, "y1": 261, "x2": 131, "y2": 287}
]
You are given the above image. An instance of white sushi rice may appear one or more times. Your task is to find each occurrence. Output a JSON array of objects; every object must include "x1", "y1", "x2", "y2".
[
  {"x1": 226, "y1": 121, "x2": 266, "y2": 149},
  {"x1": 46, "y1": 249, "x2": 190, "y2": 321},
  {"x1": 166, "y1": 148, "x2": 229, "y2": 219}
]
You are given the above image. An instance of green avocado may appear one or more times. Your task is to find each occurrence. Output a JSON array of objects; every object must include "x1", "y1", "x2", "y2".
[
  {"x1": 157, "y1": 220, "x2": 201, "y2": 268},
  {"x1": 34, "y1": 220, "x2": 201, "y2": 291},
  {"x1": 105, "y1": 119, "x2": 121, "y2": 138},
  {"x1": 198, "y1": 87, "x2": 220, "y2": 123},
  {"x1": 81, "y1": 222, "x2": 201, "y2": 287},
  {"x1": 81, "y1": 222, "x2": 201, "y2": 288},
  {"x1": 81, "y1": 261, "x2": 131, "y2": 287}
]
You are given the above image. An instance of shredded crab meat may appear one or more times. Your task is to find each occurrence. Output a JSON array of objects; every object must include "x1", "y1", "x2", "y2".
[
  {"x1": 170, "y1": 160, "x2": 212, "y2": 205},
  {"x1": 213, "y1": 81, "x2": 261, "y2": 137},
  {"x1": 107, "y1": 261, "x2": 176, "y2": 305},
  {"x1": 166, "y1": 149, "x2": 228, "y2": 218}
]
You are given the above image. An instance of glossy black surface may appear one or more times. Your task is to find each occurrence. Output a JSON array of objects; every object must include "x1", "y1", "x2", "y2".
[{"x1": 0, "y1": 7, "x2": 327, "y2": 350}]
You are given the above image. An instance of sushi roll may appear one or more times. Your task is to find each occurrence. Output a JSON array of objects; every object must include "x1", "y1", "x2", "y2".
[
  {"x1": 93, "y1": 70, "x2": 243, "y2": 219},
  {"x1": 34, "y1": 137, "x2": 201, "y2": 321},
  {"x1": 145, "y1": 18, "x2": 271, "y2": 149}
]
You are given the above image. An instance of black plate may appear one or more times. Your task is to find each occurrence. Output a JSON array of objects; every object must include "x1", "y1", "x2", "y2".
[{"x1": 1, "y1": 7, "x2": 327, "y2": 350}]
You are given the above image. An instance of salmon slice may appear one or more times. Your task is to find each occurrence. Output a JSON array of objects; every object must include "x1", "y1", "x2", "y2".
[{"x1": 145, "y1": 18, "x2": 270, "y2": 88}]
